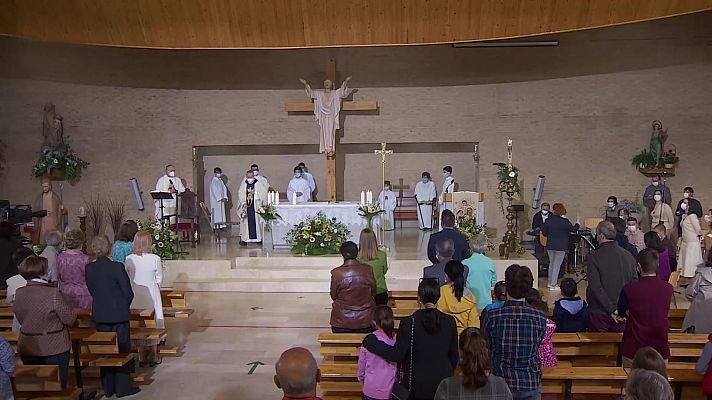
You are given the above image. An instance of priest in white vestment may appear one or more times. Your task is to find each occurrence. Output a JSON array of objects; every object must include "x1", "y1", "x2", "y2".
[
  {"x1": 299, "y1": 76, "x2": 352, "y2": 154},
  {"x1": 154, "y1": 164, "x2": 185, "y2": 222},
  {"x1": 414, "y1": 172, "x2": 437, "y2": 230},
  {"x1": 238, "y1": 170, "x2": 268, "y2": 244},
  {"x1": 251, "y1": 164, "x2": 271, "y2": 190},
  {"x1": 287, "y1": 167, "x2": 312, "y2": 204},
  {"x1": 209, "y1": 167, "x2": 228, "y2": 229},
  {"x1": 378, "y1": 180, "x2": 397, "y2": 231},
  {"x1": 439, "y1": 166, "x2": 456, "y2": 228}
]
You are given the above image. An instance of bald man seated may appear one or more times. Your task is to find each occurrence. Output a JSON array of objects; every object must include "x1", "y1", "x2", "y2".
[{"x1": 274, "y1": 347, "x2": 322, "y2": 400}]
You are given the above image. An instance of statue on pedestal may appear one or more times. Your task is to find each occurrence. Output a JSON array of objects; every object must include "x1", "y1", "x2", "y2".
[
  {"x1": 42, "y1": 103, "x2": 64, "y2": 147},
  {"x1": 33, "y1": 178, "x2": 65, "y2": 244},
  {"x1": 649, "y1": 120, "x2": 667, "y2": 167}
]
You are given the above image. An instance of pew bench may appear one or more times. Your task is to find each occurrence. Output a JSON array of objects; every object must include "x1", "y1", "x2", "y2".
[{"x1": 13, "y1": 365, "x2": 82, "y2": 400}]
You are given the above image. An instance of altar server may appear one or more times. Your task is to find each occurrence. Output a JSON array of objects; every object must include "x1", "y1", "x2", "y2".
[
  {"x1": 298, "y1": 162, "x2": 317, "y2": 199},
  {"x1": 415, "y1": 172, "x2": 437, "y2": 230},
  {"x1": 439, "y1": 166, "x2": 456, "y2": 213},
  {"x1": 287, "y1": 166, "x2": 312, "y2": 204},
  {"x1": 238, "y1": 170, "x2": 268, "y2": 245},
  {"x1": 250, "y1": 164, "x2": 271, "y2": 190},
  {"x1": 154, "y1": 164, "x2": 185, "y2": 221},
  {"x1": 378, "y1": 181, "x2": 397, "y2": 231},
  {"x1": 209, "y1": 167, "x2": 228, "y2": 229}
]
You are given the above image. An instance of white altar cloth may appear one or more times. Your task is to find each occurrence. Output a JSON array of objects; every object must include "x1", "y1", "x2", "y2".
[{"x1": 272, "y1": 202, "x2": 379, "y2": 247}]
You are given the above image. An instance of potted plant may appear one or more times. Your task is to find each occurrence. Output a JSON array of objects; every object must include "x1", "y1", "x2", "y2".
[
  {"x1": 631, "y1": 149, "x2": 657, "y2": 169},
  {"x1": 662, "y1": 149, "x2": 679, "y2": 169}
]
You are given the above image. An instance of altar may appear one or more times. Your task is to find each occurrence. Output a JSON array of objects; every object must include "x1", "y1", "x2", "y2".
[{"x1": 272, "y1": 202, "x2": 379, "y2": 247}]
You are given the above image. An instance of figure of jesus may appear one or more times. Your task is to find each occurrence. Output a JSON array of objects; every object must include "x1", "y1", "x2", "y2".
[{"x1": 299, "y1": 76, "x2": 352, "y2": 155}]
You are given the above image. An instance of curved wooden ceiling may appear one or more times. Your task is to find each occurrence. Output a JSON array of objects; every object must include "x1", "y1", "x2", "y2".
[{"x1": 1, "y1": 0, "x2": 711, "y2": 49}]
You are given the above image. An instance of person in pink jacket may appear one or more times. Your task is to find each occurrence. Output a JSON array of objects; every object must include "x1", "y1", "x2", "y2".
[{"x1": 358, "y1": 305, "x2": 397, "y2": 400}]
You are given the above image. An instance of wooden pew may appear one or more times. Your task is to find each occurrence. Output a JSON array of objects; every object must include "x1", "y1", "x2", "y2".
[
  {"x1": 160, "y1": 289, "x2": 186, "y2": 308},
  {"x1": 13, "y1": 365, "x2": 82, "y2": 400}
]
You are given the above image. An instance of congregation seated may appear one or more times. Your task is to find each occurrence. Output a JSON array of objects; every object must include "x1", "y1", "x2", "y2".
[
  {"x1": 330, "y1": 241, "x2": 376, "y2": 333},
  {"x1": 14, "y1": 255, "x2": 76, "y2": 388},
  {"x1": 274, "y1": 347, "x2": 322, "y2": 400},
  {"x1": 85, "y1": 235, "x2": 140, "y2": 397},
  {"x1": 433, "y1": 328, "x2": 512, "y2": 399},
  {"x1": 57, "y1": 229, "x2": 92, "y2": 309},
  {"x1": 427, "y1": 210, "x2": 469, "y2": 264},
  {"x1": 462, "y1": 233, "x2": 496, "y2": 310},
  {"x1": 586, "y1": 220, "x2": 637, "y2": 332},
  {"x1": 38, "y1": 230, "x2": 62, "y2": 282},
  {"x1": 437, "y1": 260, "x2": 479, "y2": 335},
  {"x1": 552, "y1": 277, "x2": 588, "y2": 333},
  {"x1": 357, "y1": 228, "x2": 389, "y2": 305},
  {"x1": 682, "y1": 250, "x2": 712, "y2": 334},
  {"x1": 111, "y1": 220, "x2": 138, "y2": 264},
  {"x1": 423, "y1": 239, "x2": 468, "y2": 286},
  {"x1": 362, "y1": 278, "x2": 458, "y2": 399},
  {"x1": 0, "y1": 221, "x2": 21, "y2": 290}
]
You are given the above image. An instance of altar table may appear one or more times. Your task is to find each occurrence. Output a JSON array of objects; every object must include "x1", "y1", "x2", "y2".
[{"x1": 272, "y1": 202, "x2": 379, "y2": 247}]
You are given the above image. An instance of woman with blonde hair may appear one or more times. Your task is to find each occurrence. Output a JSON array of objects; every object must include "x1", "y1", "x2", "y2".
[
  {"x1": 56, "y1": 229, "x2": 92, "y2": 309},
  {"x1": 125, "y1": 231, "x2": 164, "y2": 366},
  {"x1": 358, "y1": 228, "x2": 389, "y2": 305}
]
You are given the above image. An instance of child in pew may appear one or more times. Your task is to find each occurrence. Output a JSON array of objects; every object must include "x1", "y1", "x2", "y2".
[
  {"x1": 530, "y1": 299, "x2": 558, "y2": 367},
  {"x1": 552, "y1": 277, "x2": 588, "y2": 332},
  {"x1": 478, "y1": 280, "x2": 506, "y2": 328},
  {"x1": 357, "y1": 305, "x2": 397, "y2": 400}
]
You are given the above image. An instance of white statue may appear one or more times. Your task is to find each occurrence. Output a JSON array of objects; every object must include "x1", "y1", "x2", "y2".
[{"x1": 298, "y1": 76, "x2": 352, "y2": 155}]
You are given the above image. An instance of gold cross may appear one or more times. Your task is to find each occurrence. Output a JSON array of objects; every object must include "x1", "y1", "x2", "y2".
[{"x1": 374, "y1": 142, "x2": 394, "y2": 199}]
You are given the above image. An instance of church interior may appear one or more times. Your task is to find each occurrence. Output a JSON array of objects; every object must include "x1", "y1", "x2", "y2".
[{"x1": 1, "y1": 1, "x2": 712, "y2": 399}]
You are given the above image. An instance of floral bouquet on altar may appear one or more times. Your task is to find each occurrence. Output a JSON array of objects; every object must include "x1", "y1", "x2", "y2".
[
  {"x1": 357, "y1": 202, "x2": 384, "y2": 230},
  {"x1": 456, "y1": 216, "x2": 494, "y2": 252},
  {"x1": 257, "y1": 204, "x2": 282, "y2": 232},
  {"x1": 285, "y1": 212, "x2": 350, "y2": 256},
  {"x1": 137, "y1": 219, "x2": 179, "y2": 260},
  {"x1": 32, "y1": 143, "x2": 89, "y2": 182}
]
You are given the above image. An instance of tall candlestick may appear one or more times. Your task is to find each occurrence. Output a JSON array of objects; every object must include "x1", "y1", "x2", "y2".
[{"x1": 507, "y1": 138, "x2": 513, "y2": 165}]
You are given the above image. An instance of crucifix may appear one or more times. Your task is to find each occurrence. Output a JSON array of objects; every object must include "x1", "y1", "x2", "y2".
[
  {"x1": 374, "y1": 142, "x2": 394, "y2": 196},
  {"x1": 392, "y1": 178, "x2": 410, "y2": 199},
  {"x1": 286, "y1": 59, "x2": 378, "y2": 202}
]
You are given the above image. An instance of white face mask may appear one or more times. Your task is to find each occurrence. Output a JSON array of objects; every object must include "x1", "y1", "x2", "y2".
[
  {"x1": 443, "y1": 172, "x2": 450, "y2": 178},
  {"x1": 246, "y1": 178, "x2": 255, "y2": 183},
  {"x1": 654, "y1": 195, "x2": 662, "y2": 202},
  {"x1": 681, "y1": 203, "x2": 688, "y2": 210},
  {"x1": 167, "y1": 171, "x2": 176, "y2": 177},
  {"x1": 215, "y1": 173, "x2": 222, "y2": 178},
  {"x1": 541, "y1": 210, "x2": 549, "y2": 215},
  {"x1": 683, "y1": 192, "x2": 690, "y2": 199},
  {"x1": 253, "y1": 170, "x2": 259, "y2": 176},
  {"x1": 652, "y1": 181, "x2": 660, "y2": 187},
  {"x1": 627, "y1": 226, "x2": 637, "y2": 232},
  {"x1": 608, "y1": 202, "x2": 615, "y2": 208},
  {"x1": 384, "y1": 186, "x2": 391, "y2": 191},
  {"x1": 705, "y1": 215, "x2": 712, "y2": 223},
  {"x1": 421, "y1": 178, "x2": 428, "y2": 184},
  {"x1": 294, "y1": 173, "x2": 302, "y2": 179}
]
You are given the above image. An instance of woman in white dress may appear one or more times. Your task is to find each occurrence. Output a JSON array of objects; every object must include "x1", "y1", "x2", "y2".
[
  {"x1": 679, "y1": 199, "x2": 704, "y2": 278},
  {"x1": 124, "y1": 231, "x2": 164, "y2": 366}
]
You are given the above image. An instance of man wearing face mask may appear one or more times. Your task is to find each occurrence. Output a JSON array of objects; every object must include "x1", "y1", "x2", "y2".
[
  {"x1": 531, "y1": 203, "x2": 551, "y2": 266},
  {"x1": 209, "y1": 167, "x2": 228, "y2": 230},
  {"x1": 604, "y1": 196, "x2": 622, "y2": 220},
  {"x1": 625, "y1": 218, "x2": 645, "y2": 253},
  {"x1": 414, "y1": 172, "x2": 437, "y2": 230},
  {"x1": 297, "y1": 162, "x2": 317, "y2": 201},
  {"x1": 287, "y1": 166, "x2": 312, "y2": 204},
  {"x1": 438, "y1": 166, "x2": 456, "y2": 216},
  {"x1": 238, "y1": 170, "x2": 268, "y2": 245},
  {"x1": 378, "y1": 181, "x2": 397, "y2": 231},
  {"x1": 154, "y1": 164, "x2": 185, "y2": 221},
  {"x1": 250, "y1": 164, "x2": 271, "y2": 191},
  {"x1": 674, "y1": 186, "x2": 703, "y2": 237},
  {"x1": 642, "y1": 176, "x2": 671, "y2": 230}
]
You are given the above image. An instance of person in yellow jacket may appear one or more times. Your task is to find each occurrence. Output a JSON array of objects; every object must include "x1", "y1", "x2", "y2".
[{"x1": 437, "y1": 260, "x2": 479, "y2": 335}]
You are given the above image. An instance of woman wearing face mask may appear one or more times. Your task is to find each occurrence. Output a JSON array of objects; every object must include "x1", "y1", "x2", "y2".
[
  {"x1": 679, "y1": 198, "x2": 704, "y2": 278},
  {"x1": 650, "y1": 190, "x2": 674, "y2": 236},
  {"x1": 604, "y1": 196, "x2": 622, "y2": 220}
]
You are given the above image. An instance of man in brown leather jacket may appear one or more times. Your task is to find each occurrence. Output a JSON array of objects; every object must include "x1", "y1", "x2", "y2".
[{"x1": 330, "y1": 241, "x2": 377, "y2": 333}]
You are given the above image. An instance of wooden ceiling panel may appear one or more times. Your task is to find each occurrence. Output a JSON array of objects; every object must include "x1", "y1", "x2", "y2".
[{"x1": 0, "y1": 0, "x2": 711, "y2": 49}]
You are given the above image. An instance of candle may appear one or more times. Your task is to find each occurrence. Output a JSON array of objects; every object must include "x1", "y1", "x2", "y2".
[
  {"x1": 275, "y1": 191, "x2": 280, "y2": 205},
  {"x1": 360, "y1": 190, "x2": 365, "y2": 205},
  {"x1": 507, "y1": 138, "x2": 513, "y2": 165},
  {"x1": 78, "y1": 206, "x2": 86, "y2": 218},
  {"x1": 367, "y1": 190, "x2": 373, "y2": 204},
  {"x1": 291, "y1": 192, "x2": 297, "y2": 205}
]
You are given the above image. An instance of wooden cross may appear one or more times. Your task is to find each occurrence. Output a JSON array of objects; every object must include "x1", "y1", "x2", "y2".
[
  {"x1": 285, "y1": 59, "x2": 378, "y2": 202},
  {"x1": 392, "y1": 178, "x2": 410, "y2": 198},
  {"x1": 374, "y1": 142, "x2": 393, "y2": 195}
]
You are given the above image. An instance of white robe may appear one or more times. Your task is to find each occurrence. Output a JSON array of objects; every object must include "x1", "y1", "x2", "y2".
[
  {"x1": 238, "y1": 179, "x2": 269, "y2": 242},
  {"x1": 125, "y1": 253, "x2": 164, "y2": 329},
  {"x1": 255, "y1": 174, "x2": 271, "y2": 190},
  {"x1": 378, "y1": 189, "x2": 397, "y2": 231},
  {"x1": 303, "y1": 171, "x2": 317, "y2": 194},
  {"x1": 414, "y1": 180, "x2": 437, "y2": 230},
  {"x1": 439, "y1": 176, "x2": 456, "y2": 210},
  {"x1": 305, "y1": 83, "x2": 349, "y2": 154},
  {"x1": 154, "y1": 174, "x2": 185, "y2": 220},
  {"x1": 209, "y1": 177, "x2": 228, "y2": 228},
  {"x1": 287, "y1": 177, "x2": 312, "y2": 203}
]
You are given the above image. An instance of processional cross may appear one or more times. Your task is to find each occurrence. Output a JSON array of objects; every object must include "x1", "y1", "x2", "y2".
[
  {"x1": 286, "y1": 59, "x2": 378, "y2": 201},
  {"x1": 374, "y1": 142, "x2": 394, "y2": 196}
]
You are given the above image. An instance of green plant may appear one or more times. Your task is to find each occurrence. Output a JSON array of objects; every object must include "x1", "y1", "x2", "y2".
[
  {"x1": 32, "y1": 142, "x2": 89, "y2": 182},
  {"x1": 631, "y1": 149, "x2": 656, "y2": 169},
  {"x1": 285, "y1": 212, "x2": 350, "y2": 256},
  {"x1": 662, "y1": 150, "x2": 679, "y2": 165},
  {"x1": 256, "y1": 204, "x2": 282, "y2": 232},
  {"x1": 137, "y1": 219, "x2": 179, "y2": 260},
  {"x1": 620, "y1": 197, "x2": 643, "y2": 214},
  {"x1": 493, "y1": 163, "x2": 521, "y2": 216},
  {"x1": 357, "y1": 202, "x2": 385, "y2": 229}
]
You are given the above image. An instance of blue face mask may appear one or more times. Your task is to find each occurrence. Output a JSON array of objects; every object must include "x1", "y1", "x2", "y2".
[
  {"x1": 443, "y1": 172, "x2": 450, "y2": 177},
  {"x1": 421, "y1": 178, "x2": 428, "y2": 184}
]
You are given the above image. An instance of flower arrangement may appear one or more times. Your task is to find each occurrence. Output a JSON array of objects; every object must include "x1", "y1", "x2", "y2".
[
  {"x1": 257, "y1": 204, "x2": 282, "y2": 232},
  {"x1": 285, "y1": 212, "x2": 350, "y2": 256},
  {"x1": 456, "y1": 217, "x2": 494, "y2": 252},
  {"x1": 357, "y1": 202, "x2": 384, "y2": 229},
  {"x1": 493, "y1": 162, "x2": 521, "y2": 216},
  {"x1": 619, "y1": 197, "x2": 643, "y2": 214},
  {"x1": 32, "y1": 143, "x2": 89, "y2": 182},
  {"x1": 137, "y1": 219, "x2": 179, "y2": 260},
  {"x1": 662, "y1": 149, "x2": 679, "y2": 167}
]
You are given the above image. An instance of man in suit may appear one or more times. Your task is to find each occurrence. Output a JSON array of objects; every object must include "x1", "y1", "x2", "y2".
[
  {"x1": 423, "y1": 239, "x2": 469, "y2": 286},
  {"x1": 85, "y1": 235, "x2": 140, "y2": 398},
  {"x1": 427, "y1": 209, "x2": 469, "y2": 264}
]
